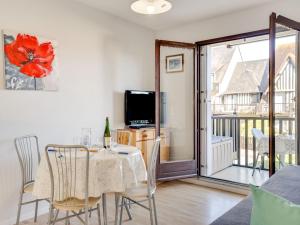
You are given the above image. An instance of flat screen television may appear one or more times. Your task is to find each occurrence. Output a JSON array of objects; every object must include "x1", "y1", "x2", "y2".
[{"x1": 125, "y1": 90, "x2": 156, "y2": 126}]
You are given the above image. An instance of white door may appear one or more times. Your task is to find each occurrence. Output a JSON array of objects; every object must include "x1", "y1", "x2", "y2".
[{"x1": 200, "y1": 46, "x2": 212, "y2": 176}]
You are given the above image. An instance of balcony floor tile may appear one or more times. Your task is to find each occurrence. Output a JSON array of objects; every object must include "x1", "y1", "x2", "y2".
[{"x1": 211, "y1": 166, "x2": 269, "y2": 186}]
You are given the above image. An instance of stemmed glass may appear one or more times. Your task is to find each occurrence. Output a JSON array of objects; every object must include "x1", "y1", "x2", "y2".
[
  {"x1": 81, "y1": 128, "x2": 92, "y2": 147},
  {"x1": 110, "y1": 130, "x2": 118, "y2": 149}
]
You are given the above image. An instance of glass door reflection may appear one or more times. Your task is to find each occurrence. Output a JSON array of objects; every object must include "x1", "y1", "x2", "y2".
[{"x1": 155, "y1": 40, "x2": 197, "y2": 180}]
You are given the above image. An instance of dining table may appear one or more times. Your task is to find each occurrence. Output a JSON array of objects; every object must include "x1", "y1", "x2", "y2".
[{"x1": 33, "y1": 144, "x2": 147, "y2": 225}]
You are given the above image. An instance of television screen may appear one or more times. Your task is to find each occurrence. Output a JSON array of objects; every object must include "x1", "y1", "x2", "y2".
[{"x1": 125, "y1": 90, "x2": 155, "y2": 125}]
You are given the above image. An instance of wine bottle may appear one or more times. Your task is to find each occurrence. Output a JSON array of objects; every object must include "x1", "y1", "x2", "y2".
[{"x1": 103, "y1": 117, "x2": 111, "y2": 149}]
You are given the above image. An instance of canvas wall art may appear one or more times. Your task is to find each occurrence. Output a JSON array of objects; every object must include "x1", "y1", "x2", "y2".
[
  {"x1": 166, "y1": 54, "x2": 184, "y2": 73},
  {"x1": 3, "y1": 30, "x2": 58, "y2": 91}
]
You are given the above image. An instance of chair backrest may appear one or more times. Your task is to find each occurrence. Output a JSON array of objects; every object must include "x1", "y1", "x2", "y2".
[
  {"x1": 45, "y1": 145, "x2": 89, "y2": 203},
  {"x1": 14, "y1": 135, "x2": 41, "y2": 187},
  {"x1": 252, "y1": 128, "x2": 266, "y2": 141},
  {"x1": 147, "y1": 137, "x2": 161, "y2": 194},
  {"x1": 116, "y1": 130, "x2": 132, "y2": 146}
]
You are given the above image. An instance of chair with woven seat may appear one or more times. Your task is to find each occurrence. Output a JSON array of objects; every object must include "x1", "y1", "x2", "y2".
[
  {"x1": 115, "y1": 137, "x2": 161, "y2": 225},
  {"x1": 15, "y1": 135, "x2": 46, "y2": 225},
  {"x1": 115, "y1": 130, "x2": 132, "y2": 146},
  {"x1": 45, "y1": 145, "x2": 102, "y2": 225},
  {"x1": 111, "y1": 129, "x2": 133, "y2": 220}
]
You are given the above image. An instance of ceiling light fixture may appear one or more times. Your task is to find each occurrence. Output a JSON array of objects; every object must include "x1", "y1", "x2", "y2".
[{"x1": 131, "y1": 0, "x2": 172, "y2": 15}]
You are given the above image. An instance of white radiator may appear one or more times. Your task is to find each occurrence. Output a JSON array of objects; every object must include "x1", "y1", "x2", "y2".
[{"x1": 207, "y1": 136, "x2": 233, "y2": 176}]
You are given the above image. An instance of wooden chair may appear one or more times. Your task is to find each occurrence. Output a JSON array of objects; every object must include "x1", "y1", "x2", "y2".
[
  {"x1": 116, "y1": 130, "x2": 132, "y2": 146},
  {"x1": 15, "y1": 135, "x2": 46, "y2": 225},
  {"x1": 45, "y1": 145, "x2": 102, "y2": 225},
  {"x1": 115, "y1": 137, "x2": 161, "y2": 225},
  {"x1": 111, "y1": 129, "x2": 134, "y2": 220}
]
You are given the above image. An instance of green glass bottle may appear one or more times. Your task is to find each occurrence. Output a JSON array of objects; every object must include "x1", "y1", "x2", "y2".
[{"x1": 103, "y1": 117, "x2": 111, "y2": 148}]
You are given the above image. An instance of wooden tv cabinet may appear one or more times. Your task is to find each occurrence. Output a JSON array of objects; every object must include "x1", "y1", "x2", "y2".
[{"x1": 117, "y1": 128, "x2": 170, "y2": 166}]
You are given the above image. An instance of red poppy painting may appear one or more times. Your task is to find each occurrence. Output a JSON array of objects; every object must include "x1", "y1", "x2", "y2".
[{"x1": 3, "y1": 31, "x2": 58, "y2": 90}]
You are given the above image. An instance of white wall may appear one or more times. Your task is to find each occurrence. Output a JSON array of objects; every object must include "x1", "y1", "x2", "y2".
[
  {"x1": 0, "y1": 0, "x2": 154, "y2": 224},
  {"x1": 156, "y1": 0, "x2": 300, "y2": 42}
]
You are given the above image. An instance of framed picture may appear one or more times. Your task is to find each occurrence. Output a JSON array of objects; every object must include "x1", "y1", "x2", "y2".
[
  {"x1": 3, "y1": 30, "x2": 58, "y2": 91},
  {"x1": 166, "y1": 54, "x2": 184, "y2": 73}
]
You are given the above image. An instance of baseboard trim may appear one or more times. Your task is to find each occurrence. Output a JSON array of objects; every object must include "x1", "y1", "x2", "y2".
[
  {"x1": 1, "y1": 206, "x2": 49, "y2": 225},
  {"x1": 180, "y1": 177, "x2": 250, "y2": 195}
]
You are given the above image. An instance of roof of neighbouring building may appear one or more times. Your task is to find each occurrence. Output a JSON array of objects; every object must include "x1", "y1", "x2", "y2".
[
  {"x1": 211, "y1": 45, "x2": 235, "y2": 83},
  {"x1": 261, "y1": 43, "x2": 296, "y2": 98},
  {"x1": 275, "y1": 43, "x2": 295, "y2": 75},
  {"x1": 218, "y1": 43, "x2": 295, "y2": 96},
  {"x1": 224, "y1": 59, "x2": 269, "y2": 95}
]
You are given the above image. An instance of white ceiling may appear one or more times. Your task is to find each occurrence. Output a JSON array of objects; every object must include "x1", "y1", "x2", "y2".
[{"x1": 73, "y1": 0, "x2": 274, "y2": 31}]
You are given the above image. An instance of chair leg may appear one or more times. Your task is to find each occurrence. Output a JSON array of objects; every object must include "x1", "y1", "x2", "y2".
[
  {"x1": 85, "y1": 205, "x2": 89, "y2": 225},
  {"x1": 119, "y1": 197, "x2": 124, "y2": 225},
  {"x1": 114, "y1": 195, "x2": 120, "y2": 225},
  {"x1": 97, "y1": 203, "x2": 102, "y2": 225},
  {"x1": 16, "y1": 192, "x2": 23, "y2": 225},
  {"x1": 47, "y1": 206, "x2": 54, "y2": 225},
  {"x1": 65, "y1": 211, "x2": 69, "y2": 225},
  {"x1": 53, "y1": 209, "x2": 59, "y2": 225},
  {"x1": 148, "y1": 197, "x2": 154, "y2": 225},
  {"x1": 252, "y1": 153, "x2": 260, "y2": 176},
  {"x1": 102, "y1": 194, "x2": 107, "y2": 225},
  {"x1": 124, "y1": 200, "x2": 132, "y2": 220},
  {"x1": 34, "y1": 200, "x2": 39, "y2": 222},
  {"x1": 128, "y1": 199, "x2": 132, "y2": 208},
  {"x1": 152, "y1": 196, "x2": 158, "y2": 225},
  {"x1": 259, "y1": 155, "x2": 265, "y2": 172},
  {"x1": 277, "y1": 155, "x2": 285, "y2": 168}
]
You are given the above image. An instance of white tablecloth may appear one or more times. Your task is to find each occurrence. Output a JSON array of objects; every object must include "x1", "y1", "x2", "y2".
[{"x1": 33, "y1": 145, "x2": 147, "y2": 200}]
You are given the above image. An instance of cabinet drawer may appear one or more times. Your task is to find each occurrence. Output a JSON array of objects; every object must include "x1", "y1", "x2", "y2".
[{"x1": 136, "y1": 130, "x2": 154, "y2": 141}]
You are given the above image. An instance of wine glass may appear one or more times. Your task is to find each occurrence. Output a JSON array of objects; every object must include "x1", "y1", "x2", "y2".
[
  {"x1": 110, "y1": 130, "x2": 118, "y2": 148},
  {"x1": 73, "y1": 136, "x2": 80, "y2": 145},
  {"x1": 81, "y1": 128, "x2": 92, "y2": 147}
]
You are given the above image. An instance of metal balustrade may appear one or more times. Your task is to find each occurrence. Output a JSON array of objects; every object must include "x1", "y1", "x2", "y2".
[
  {"x1": 212, "y1": 103, "x2": 295, "y2": 115},
  {"x1": 212, "y1": 115, "x2": 295, "y2": 170}
]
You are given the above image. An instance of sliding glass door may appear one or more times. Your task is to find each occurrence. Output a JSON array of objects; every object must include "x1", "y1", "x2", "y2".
[
  {"x1": 269, "y1": 13, "x2": 300, "y2": 175},
  {"x1": 198, "y1": 33, "x2": 272, "y2": 185},
  {"x1": 154, "y1": 13, "x2": 300, "y2": 181}
]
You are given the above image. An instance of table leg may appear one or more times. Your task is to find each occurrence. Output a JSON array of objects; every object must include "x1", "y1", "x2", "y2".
[{"x1": 102, "y1": 193, "x2": 108, "y2": 225}]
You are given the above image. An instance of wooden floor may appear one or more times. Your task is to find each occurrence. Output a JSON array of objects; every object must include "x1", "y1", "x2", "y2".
[{"x1": 20, "y1": 181, "x2": 245, "y2": 225}]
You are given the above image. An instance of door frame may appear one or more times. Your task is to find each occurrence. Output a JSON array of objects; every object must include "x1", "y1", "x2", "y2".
[
  {"x1": 155, "y1": 39, "x2": 198, "y2": 180},
  {"x1": 269, "y1": 13, "x2": 300, "y2": 175}
]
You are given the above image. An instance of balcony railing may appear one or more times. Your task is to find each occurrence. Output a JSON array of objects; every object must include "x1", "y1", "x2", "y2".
[
  {"x1": 212, "y1": 104, "x2": 258, "y2": 114},
  {"x1": 212, "y1": 103, "x2": 295, "y2": 115},
  {"x1": 212, "y1": 115, "x2": 295, "y2": 169}
]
